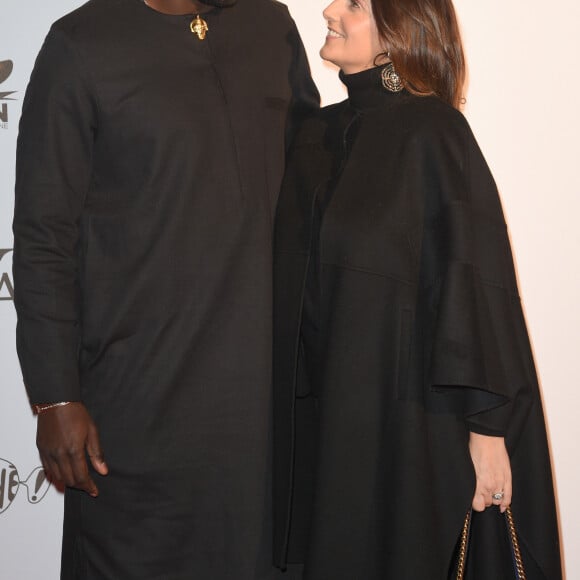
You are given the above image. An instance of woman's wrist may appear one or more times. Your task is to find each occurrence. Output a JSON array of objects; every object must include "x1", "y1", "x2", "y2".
[
  {"x1": 466, "y1": 421, "x2": 505, "y2": 438},
  {"x1": 469, "y1": 431, "x2": 506, "y2": 445}
]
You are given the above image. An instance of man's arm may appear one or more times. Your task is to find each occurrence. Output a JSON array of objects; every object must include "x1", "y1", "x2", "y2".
[
  {"x1": 14, "y1": 26, "x2": 107, "y2": 495},
  {"x1": 285, "y1": 15, "x2": 320, "y2": 149}
]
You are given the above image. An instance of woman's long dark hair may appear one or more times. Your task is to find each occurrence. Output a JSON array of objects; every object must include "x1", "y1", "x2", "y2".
[{"x1": 371, "y1": 0, "x2": 466, "y2": 109}]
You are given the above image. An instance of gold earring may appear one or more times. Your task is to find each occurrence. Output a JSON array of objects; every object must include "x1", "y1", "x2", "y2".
[{"x1": 381, "y1": 61, "x2": 404, "y2": 93}]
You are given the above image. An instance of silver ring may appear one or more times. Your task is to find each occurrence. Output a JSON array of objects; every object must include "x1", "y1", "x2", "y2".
[{"x1": 492, "y1": 492, "x2": 504, "y2": 501}]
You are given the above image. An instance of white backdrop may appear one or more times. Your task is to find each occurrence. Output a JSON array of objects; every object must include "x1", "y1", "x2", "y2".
[{"x1": 0, "y1": 1, "x2": 577, "y2": 578}]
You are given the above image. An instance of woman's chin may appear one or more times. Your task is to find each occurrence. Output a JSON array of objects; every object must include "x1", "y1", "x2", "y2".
[{"x1": 319, "y1": 46, "x2": 338, "y2": 68}]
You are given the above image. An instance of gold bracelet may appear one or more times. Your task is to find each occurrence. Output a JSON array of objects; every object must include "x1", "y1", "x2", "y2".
[{"x1": 32, "y1": 401, "x2": 72, "y2": 415}]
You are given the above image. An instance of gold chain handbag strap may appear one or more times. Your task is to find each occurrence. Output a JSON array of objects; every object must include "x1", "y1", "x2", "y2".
[
  {"x1": 456, "y1": 507, "x2": 526, "y2": 580},
  {"x1": 456, "y1": 510, "x2": 471, "y2": 580},
  {"x1": 505, "y1": 507, "x2": 527, "y2": 579}
]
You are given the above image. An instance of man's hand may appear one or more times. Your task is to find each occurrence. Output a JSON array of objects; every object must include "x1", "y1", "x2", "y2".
[
  {"x1": 37, "y1": 402, "x2": 108, "y2": 497},
  {"x1": 469, "y1": 432, "x2": 512, "y2": 513}
]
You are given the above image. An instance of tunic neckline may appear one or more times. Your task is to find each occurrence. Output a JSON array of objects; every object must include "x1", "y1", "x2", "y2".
[
  {"x1": 132, "y1": 0, "x2": 218, "y2": 20},
  {"x1": 339, "y1": 66, "x2": 408, "y2": 112}
]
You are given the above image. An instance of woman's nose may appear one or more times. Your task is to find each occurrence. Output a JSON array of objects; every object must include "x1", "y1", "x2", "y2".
[{"x1": 323, "y1": 0, "x2": 340, "y2": 22}]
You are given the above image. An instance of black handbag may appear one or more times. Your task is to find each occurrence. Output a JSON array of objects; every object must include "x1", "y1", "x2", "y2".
[{"x1": 455, "y1": 506, "x2": 526, "y2": 580}]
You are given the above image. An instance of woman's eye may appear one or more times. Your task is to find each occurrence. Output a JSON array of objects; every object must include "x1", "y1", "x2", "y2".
[{"x1": 349, "y1": 0, "x2": 361, "y2": 8}]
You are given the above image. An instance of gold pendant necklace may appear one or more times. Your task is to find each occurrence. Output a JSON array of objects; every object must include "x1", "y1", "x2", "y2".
[
  {"x1": 191, "y1": 14, "x2": 209, "y2": 40},
  {"x1": 143, "y1": 2, "x2": 209, "y2": 41}
]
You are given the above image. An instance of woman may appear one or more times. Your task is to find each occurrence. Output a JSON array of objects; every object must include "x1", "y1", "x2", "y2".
[{"x1": 273, "y1": 0, "x2": 562, "y2": 578}]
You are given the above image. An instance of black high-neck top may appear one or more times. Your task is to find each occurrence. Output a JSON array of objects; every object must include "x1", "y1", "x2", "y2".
[{"x1": 339, "y1": 65, "x2": 409, "y2": 111}]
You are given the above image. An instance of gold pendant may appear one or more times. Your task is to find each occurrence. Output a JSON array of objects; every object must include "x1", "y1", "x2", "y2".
[{"x1": 190, "y1": 15, "x2": 209, "y2": 40}]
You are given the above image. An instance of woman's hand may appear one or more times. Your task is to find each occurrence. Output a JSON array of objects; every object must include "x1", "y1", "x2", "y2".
[{"x1": 468, "y1": 432, "x2": 512, "y2": 513}]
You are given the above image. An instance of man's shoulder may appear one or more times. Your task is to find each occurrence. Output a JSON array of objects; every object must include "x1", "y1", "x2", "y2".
[
  {"x1": 252, "y1": 0, "x2": 293, "y2": 22},
  {"x1": 51, "y1": 0, "x2": 128, "y2": 38},
  {"x1": 256, "y1": 0, "x2": 289, "y2": 13}
]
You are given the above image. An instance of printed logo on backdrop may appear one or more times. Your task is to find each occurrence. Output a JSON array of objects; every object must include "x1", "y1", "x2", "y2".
[
  {"x1": 0, "y1": 459, "x2": 51, "y2": 515},
  {"x1": 0, "y1": 60, "x2": 17, "y2": 130},
  {"x1": 0, "y1": 250, "x2": 14, "y2": 301}
]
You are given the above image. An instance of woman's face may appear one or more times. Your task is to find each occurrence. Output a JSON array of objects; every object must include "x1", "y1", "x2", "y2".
[{"x1": 320, "y1": 0, "x2": 385, "y2": 74}]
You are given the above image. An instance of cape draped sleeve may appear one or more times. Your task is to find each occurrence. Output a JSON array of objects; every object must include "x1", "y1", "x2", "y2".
[
  {"x1": 419, "y1": 112, "x2": 536, "y2": 436},
  {"x1": 13, "y1": 26, "x2": 98, "y2": 404}
]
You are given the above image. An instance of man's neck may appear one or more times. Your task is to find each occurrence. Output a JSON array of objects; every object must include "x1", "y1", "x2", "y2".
[{"x1": 144, "y1": 0, "x2": 209, "y2": 15}]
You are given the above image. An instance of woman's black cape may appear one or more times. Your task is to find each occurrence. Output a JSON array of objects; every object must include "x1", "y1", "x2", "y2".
[{"x1": 273, "y1": 75, "x2": 562, "y2": 579}]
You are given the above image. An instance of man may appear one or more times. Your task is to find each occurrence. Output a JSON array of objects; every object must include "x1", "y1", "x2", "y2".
[{"x1": 13, "y1": 0, "x2": 318, "y2": 577}]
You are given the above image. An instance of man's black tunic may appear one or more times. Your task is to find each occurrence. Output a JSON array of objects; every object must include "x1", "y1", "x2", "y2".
[{"x1": 13, "y1": 0, "x2": 318, "y2": 577}]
